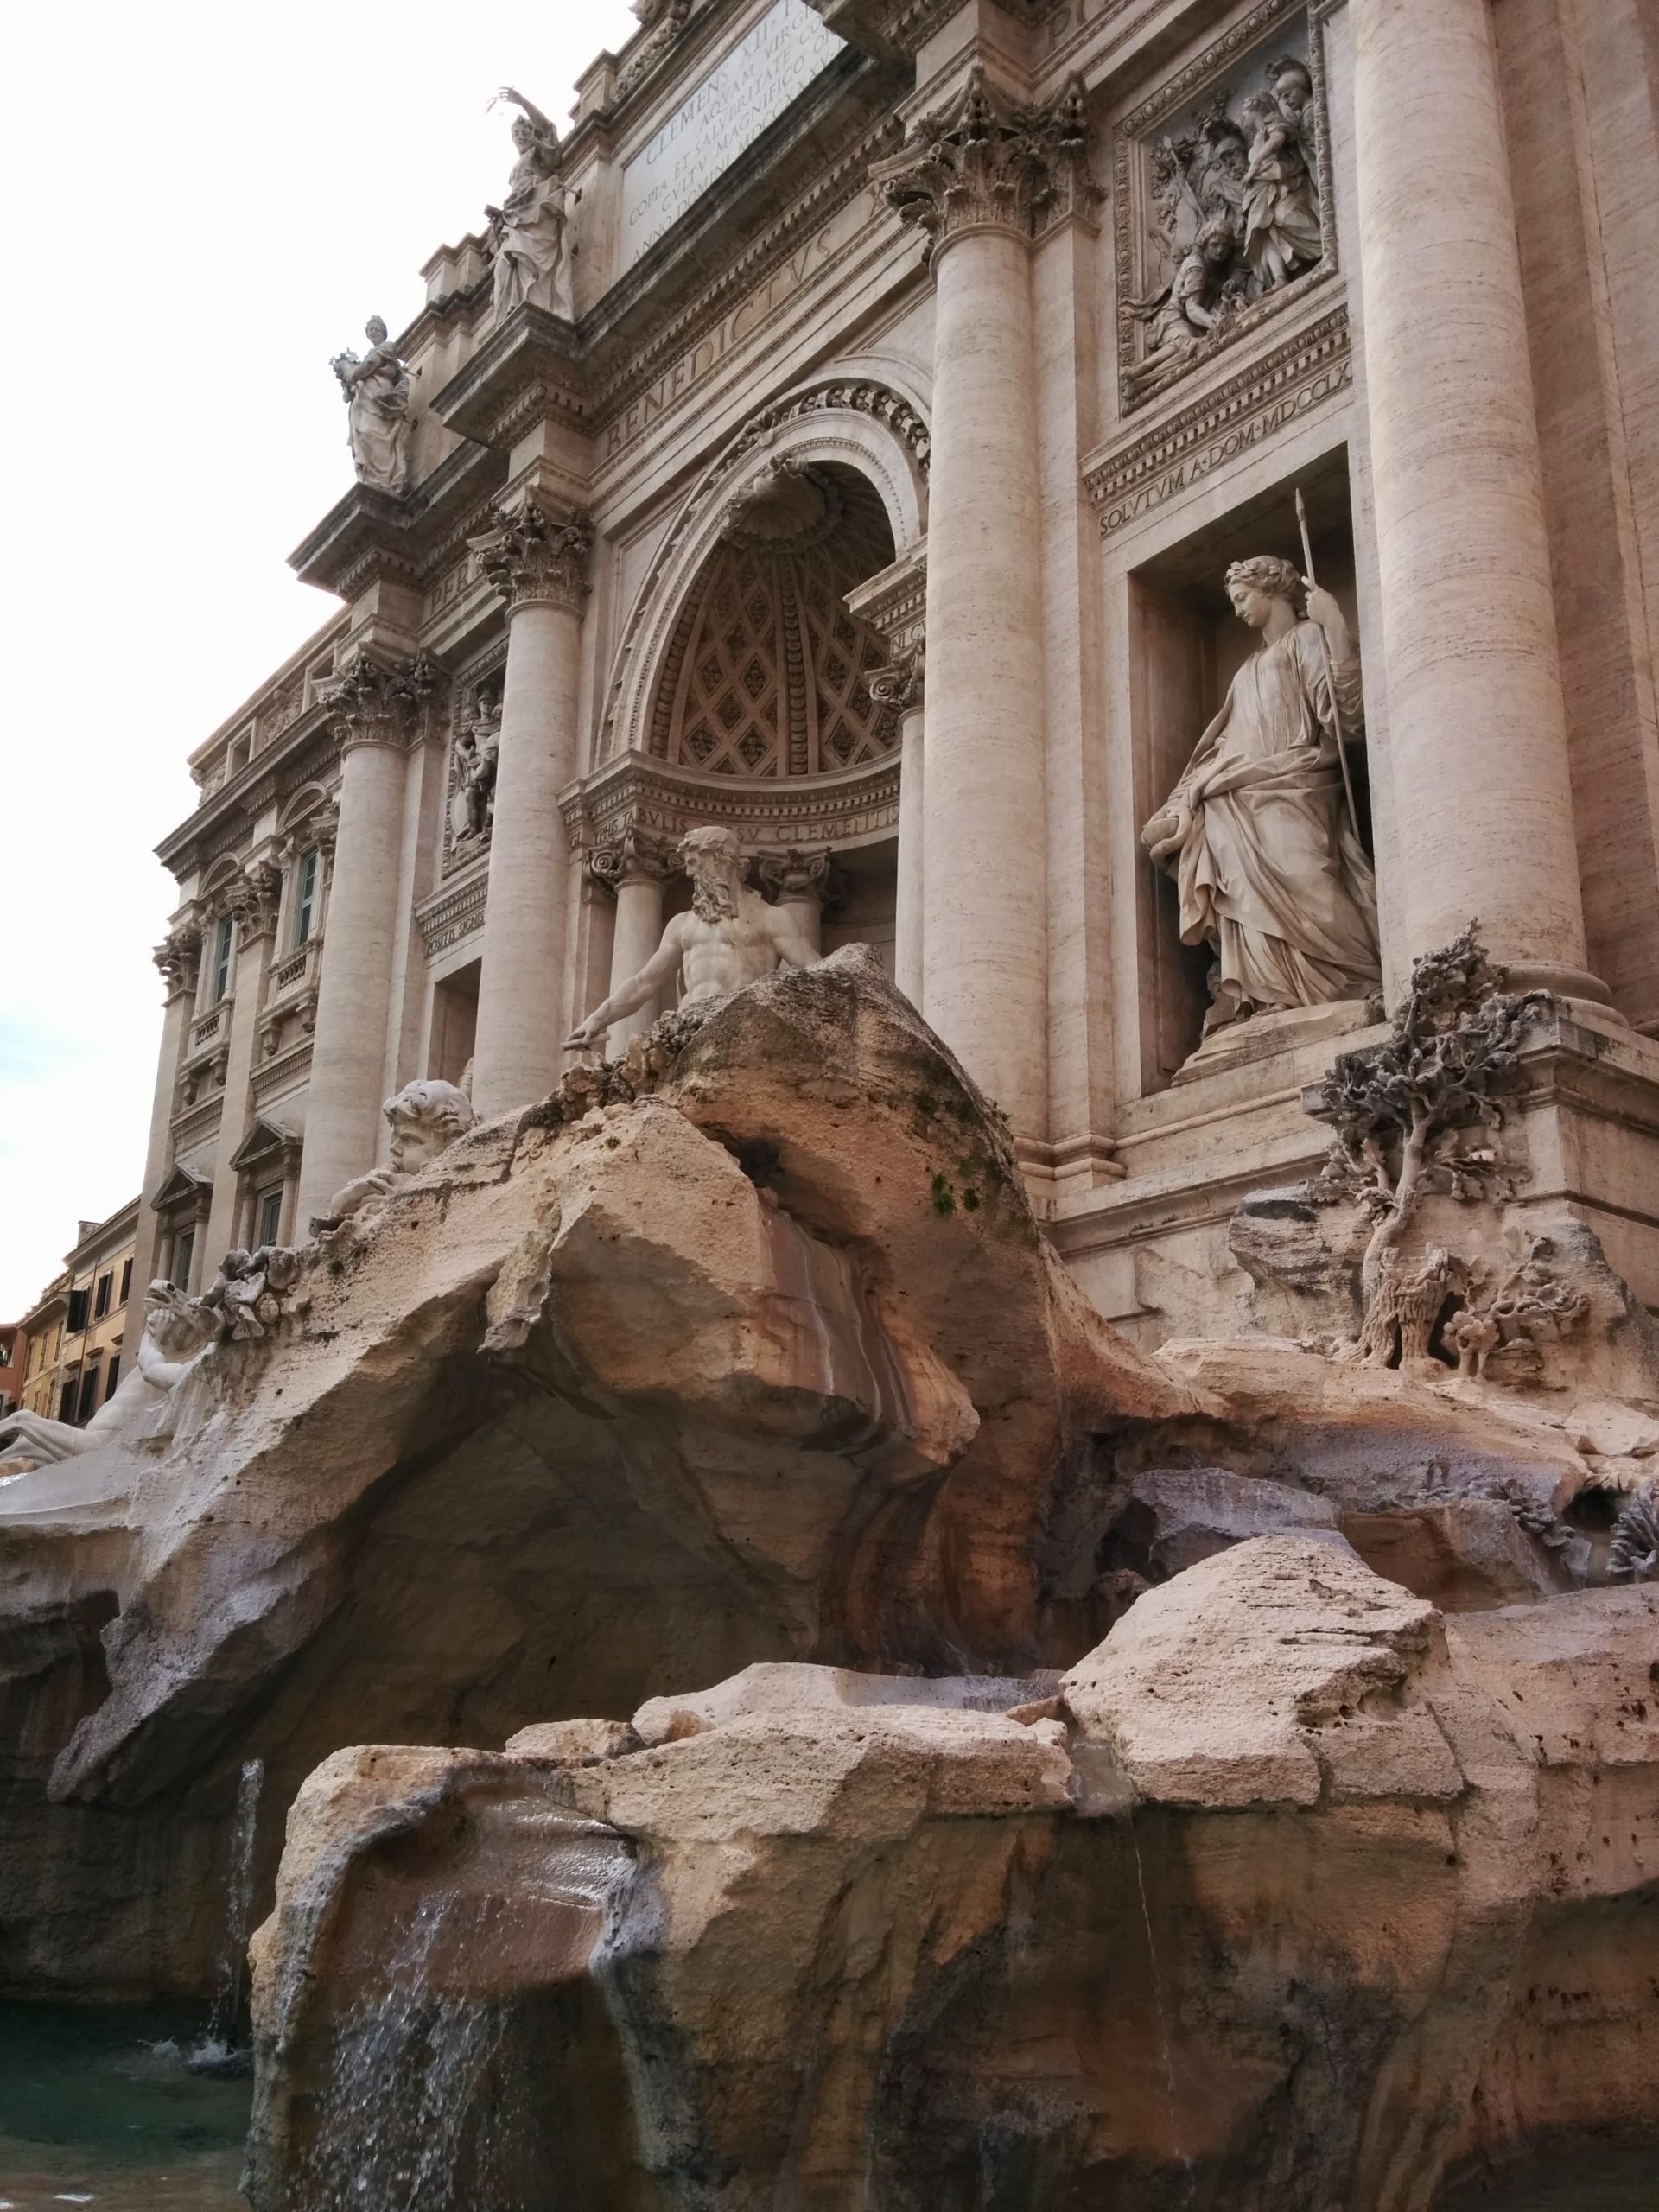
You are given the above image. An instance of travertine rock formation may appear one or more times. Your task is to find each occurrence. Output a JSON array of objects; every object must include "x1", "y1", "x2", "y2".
[{"x1": 245, "y1": 1538, "x2": 1659, "y2": 2210}]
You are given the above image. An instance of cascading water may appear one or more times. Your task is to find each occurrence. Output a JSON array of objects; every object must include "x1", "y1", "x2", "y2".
[{"x1": 187, "y1": 1757, "x2": 264, "y2": 2075}]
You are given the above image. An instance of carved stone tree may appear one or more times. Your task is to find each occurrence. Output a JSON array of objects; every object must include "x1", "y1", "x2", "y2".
[{"x1": 1306, "y1": 927, "x2": 1555, "y2": 1372}]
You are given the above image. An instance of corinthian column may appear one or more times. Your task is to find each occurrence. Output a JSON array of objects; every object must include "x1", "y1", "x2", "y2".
[
  {"x1": 205, "y1": 861, "x2": 283, "y2": 1261},
  {"x1": 468, "y1": 501, "x2": 594, "y2": 1114},
  {"x1": 125, "y1": 923, "x2": 202, "y2": 1323},
  {"x1": 878, "y1": 71, "x2": 1094, "y2": 1133},
  {"x1": 1353, "y1": 0, "x2": 1605, "y2": 1001},
  {"x1": 296, "y1": 658, "x2": 431, "y2": 1225},
  {"x1": 589, "y1": 826, "x2": 675, "y2": 1052}
]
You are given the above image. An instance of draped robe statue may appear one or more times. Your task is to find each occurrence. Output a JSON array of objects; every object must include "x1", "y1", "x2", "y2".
[
  {"x1": 1142, "y1": 554, "x2": 1380, "y2": 1033},
  {"x1": 489, "y1": 92, "x2": 575, "y2": 324},
  {"x1": 331, "y1": 317, "x2": 410, "y2": 494}
]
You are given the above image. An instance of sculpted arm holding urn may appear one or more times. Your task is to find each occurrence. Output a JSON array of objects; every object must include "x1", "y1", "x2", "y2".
[{"x1": 1142, "y1": 554, "x2": 1379, "y2": 1035}]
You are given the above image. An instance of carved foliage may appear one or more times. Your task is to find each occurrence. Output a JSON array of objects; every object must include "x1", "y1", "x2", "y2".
[
  {"x1": 473, "y1": 500, "x2": 594, "y2": 614},
  {"x1": 322, "y1": 656, "x2": 436, "y2": 753},
  {"x1": 879, "y1": 67, "x2": 1098, "y2": 261},
  {"x1": 155, "y1": 924, "x2": 203, "y2": 999},
  {"x1": 590, "y1": 824, "x2": 677, "y2": 893}
]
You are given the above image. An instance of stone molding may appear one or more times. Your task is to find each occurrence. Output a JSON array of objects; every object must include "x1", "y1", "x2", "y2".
[
  {"x1": 323, "y1": 655, "x2": 438, "y2": 754},
  {"x1": 590, "y1": 824, "x2": 678, "y2": 895},
  {"x1": 874, "y1": 67, "x2": 1100, "y2": 266},
  {"x1": 565, "y1": 750, "x2": 900, "y2": 861},
  {"x1": 1084, "y1": 302, "x2": 1351, "y2": 536},
  {"x1": 471, "y1": 500, "x2": 594, "y2": 615},
  {"x1": 154, "y1": 923, "x2": 203, "y2": 1001},
  {"x1": 846, "y1": 540, "x2": 926, "y2": 677},
  {"x1": 251, "y1": 1039, "x2": 315, "y2": 1109},
  {"x1": 416, "y1": 856, "x2": 491, "y2": 962}
]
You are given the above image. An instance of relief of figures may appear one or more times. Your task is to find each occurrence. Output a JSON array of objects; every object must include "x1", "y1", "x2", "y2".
[
  {"x1": 1126, "y1": 52, "x2": 1322, "y2": 402},
  {"x1": 330, "y1": 317, "x2": 411, "y2": 494},
  {"x1": 487, "y1": 87, "x2": 575, "y2": 325},
  {"x1": 1141, "y1": 553, "x2": 1380, "y2": 1033},
  {"x1": 448, "y1": 697, "x2": 501, "y2": 860}
]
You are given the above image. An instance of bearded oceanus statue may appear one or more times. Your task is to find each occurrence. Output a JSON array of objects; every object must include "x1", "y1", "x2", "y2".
[
  {"x1": 1141, "y1": 553, "x2": 1380, "y2": 1034},
  {"x1": 567, "y1": 825, "x2": 821, "y2": 1052}
]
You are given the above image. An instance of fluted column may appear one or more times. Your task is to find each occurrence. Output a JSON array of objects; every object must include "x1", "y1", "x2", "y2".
[
  {"x1": 879, "y1": 71, "x2": 1094, "y2": 1131},
  {"x1": 296, "y1": 659, "x2": 430, "y2": 1225},
  {"x1": 124, "y1": 924, "x2": 203, "y2": 1325},
  {"x1": 1354, "y1": 0, "x2": 1605, "y2": 1001},
  {"x1": 468, "y1": 502, "x2": 594, "y2": 1113},
  {"x1": 590, "y1": 826, "x2": 675, "y2": 1051},
  {"x1": 872, "y1": 651, "x2": 925, "y2": 1002}
]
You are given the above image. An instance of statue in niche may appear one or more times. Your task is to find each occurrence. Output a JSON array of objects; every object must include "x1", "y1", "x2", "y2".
[
  {"x1": 0, "y1": 1283, "x2": 219, "y2": 1479},
  {"x1": 487, "y1": 89, "x2": 575, "y2": 325},
  {"x1": 331, "y1": 318, "x2": 411, "y2": 494},
  {"x1": 566, "y1": 825, "x2": 820, "y2": 1051},
  {"x1": 1141, "y1": 554, "x2": 1380, "y2": 1033},
  {"x1": 1239, "y1": 90, "x2": 1322, "y2": 285},
  {"x1": 315, "y1": 1078, "x2": 476, "y2": 1236},
  {"x1": 448, "y1": 699, "x2": 502, "y2": 855}
]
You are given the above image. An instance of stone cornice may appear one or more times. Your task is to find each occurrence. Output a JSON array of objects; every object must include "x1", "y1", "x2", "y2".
[
  {"x1": 808, "y1": 0, "x2": 1065, "y2": 60},
  {"x1": 564, "y1": 749, "x2": 900, "y2": 856},
  {"x1": 289, "y1": 439, "x2": 508, "y2": 600},
  {"x1": 429, "y1": 307, "x2": 588, "y2": 452},
  {"x1": 416, "y1": 853, "x2": 491, "y2": 960}
]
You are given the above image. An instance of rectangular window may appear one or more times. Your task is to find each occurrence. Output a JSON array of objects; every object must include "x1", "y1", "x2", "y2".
[
  {"x1": 77, "y1": 1367, "x2": 100, "y2": 1421},
  {"x1": 257, "y1": 1187, "x2": 284, "y2": 1249},
  {"x1": 104, "y1": 1357, "x2": 121, "y2": 1401},
  {"x1": 59, "y1": 1381, "x2": 78, "y2": 1423},
  {"x1": 293, "y1": 849, "x2": 319, "y2": 947},
  {"x1": 93, "y1": 1271, "x2": 112, "y2": 1320},
  {"x1": 67, "y1": 1287, "x2": 90, "y2": 1332},
  {"x1": 0, "y1": 1339, "x2": 10, "y2": 1368},
  {"x1": 173, "y1": 1228, "x2": 195, "y2": 1291},
  {"x1": 212, "y1": 914, "x2": 234, "y2": 1004},
  {"x1": 119, "y1": 1257, "x2": 133, "y2": 1303}
]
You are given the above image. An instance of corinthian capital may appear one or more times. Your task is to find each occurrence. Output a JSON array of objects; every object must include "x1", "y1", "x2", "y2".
[
  {"x1": 590, "y1": 823, "x2": 676, "y2": 892},
  {"x1": 231, "y1": 861, "x2": 284, "y2": 942},
  {"x1": 875, "y1": 67, "x2": 1099, "y2": 264},
  {"x1": 473, "y1": 500, "x2": 594, "y2": 614},
  {"x1": 755, "y1": 848, "x2": 847, "y2": 917},
  {"x1": 323, "y1": 653, "x2": 437, "y2": 753},
  {"x1": 868, "y1": 644, "x2": 925, "y2": 712},
  {"x1": 154, "y1": 923, "x2": 203, "y2": 999}
]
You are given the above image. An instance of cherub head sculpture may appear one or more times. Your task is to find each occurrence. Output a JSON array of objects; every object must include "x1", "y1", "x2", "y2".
[{"x1": 383, "y1": 1077, "x2": 476, "y2": 1177}]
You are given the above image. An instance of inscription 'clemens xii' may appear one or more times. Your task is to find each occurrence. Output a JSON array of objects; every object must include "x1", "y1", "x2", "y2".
[{"x1": 617, "y1": 0, "x2": 843, "y2": 275}]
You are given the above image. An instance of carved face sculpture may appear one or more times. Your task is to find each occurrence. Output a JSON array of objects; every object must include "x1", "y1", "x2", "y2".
[
  {"x1": 143, "y1": 1281, "x2": 216, "y2": 1360},
  {"x1": 1228, "y1": 581, "x2": 1274, "y2": 629},
  {"x1": 382, "y1": 1078, "x2": 475, "y2": 1177},
  {"x1": 1269, "y1": 60, "x2": 1312, "y2": 118},
  {"x1": 1226, "y1": 555, "x2": 1300, "y2": 630},
  {"x1": 365, "y1": 316, "x2": 388, "y2": 346},
  {"x1": 679, "y1": 827, "x2": 744, "y2": 921}
]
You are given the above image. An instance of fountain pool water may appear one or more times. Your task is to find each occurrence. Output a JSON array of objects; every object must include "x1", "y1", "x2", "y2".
[{"x1": 0, "y1": 2004, "x2": 250, "y2": 2209}]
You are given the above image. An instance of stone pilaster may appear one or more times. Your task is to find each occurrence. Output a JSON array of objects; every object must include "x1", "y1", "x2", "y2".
[
  {"x1": 874, "y1": 69, "x2": 1096, "y2": 1134},
  {"x1": 205, "y1": 863, "x2": 283, "y2": 1263},
  {"x1": 125, "y1": 923, "x2": 202, "y2": 1329},
  {"x1": 590, "y1": 825, "x2": 676, "y2": 1052},
  {"x1": 1353, "y1": 0, "x2": 1606, "y2": 1004},
  {"x1": 468, "y1": 499, "x2": 594, "y2": 1115},
  {"x1": 296, "y1": 656, "x2": 433, "y2": 1225},
  {"x1": 869, "y1": 649, "x2": 925, "y2": 1004}
]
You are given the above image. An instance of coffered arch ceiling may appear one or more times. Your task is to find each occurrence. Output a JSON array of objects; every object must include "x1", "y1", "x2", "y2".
[{"x1": 646, "y1": 463, "x2": 899, "y2": 779}]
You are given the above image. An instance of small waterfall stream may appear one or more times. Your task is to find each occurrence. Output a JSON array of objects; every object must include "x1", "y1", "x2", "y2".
[{"x1": 184, "y1": 1758, "x2": 264, "y2": 2076}]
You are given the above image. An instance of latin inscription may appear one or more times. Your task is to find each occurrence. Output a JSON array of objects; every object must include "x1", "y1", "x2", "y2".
[{"x1": 618, "y1": 0, "x2": 843, "y2": 276}]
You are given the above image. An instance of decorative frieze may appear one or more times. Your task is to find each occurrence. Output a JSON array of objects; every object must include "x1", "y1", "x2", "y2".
[
  {"x1": 416, "y1": 859, "x2": 491, "y2": 961},
  {"x1": 251, "y1": 1040, "x2": 315, "y2": 1108},
  {"x1": 470, "y1": 500, "x2": 594, "y2": 614},
  {"x1": 1085, "y1": 304, "x2": 1351, "y2": 535},
  {"x1": 876, "y1": 67, "x2": 1099, "y2": 264},
  {"x1": 566, "y1": 753, "x2": 899, "y2": 860}
]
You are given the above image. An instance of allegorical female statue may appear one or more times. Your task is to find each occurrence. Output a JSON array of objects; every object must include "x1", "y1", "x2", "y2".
[
  {"x1": 330, "y1": 317, "x2": 410, "y2": 494},
  {"x1": 1142, "y1": 554, "x2": 1380, "y2": 1033},
  {"x1": 488, "y1": 88, "x2": 575, "y2": 324}
]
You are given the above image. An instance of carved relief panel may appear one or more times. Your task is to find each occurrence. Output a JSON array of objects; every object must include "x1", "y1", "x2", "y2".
[
  {"x1": 441, "y1": 652, "x2": 507, "y2": 879},
  {"x1": 1115, "y1": 4, "x2": 1333, "y2": 411}
]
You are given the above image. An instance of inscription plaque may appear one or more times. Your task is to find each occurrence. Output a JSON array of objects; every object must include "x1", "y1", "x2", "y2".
[{"x1": 618, "y1": 0, "x2": 843, "y2": 275}]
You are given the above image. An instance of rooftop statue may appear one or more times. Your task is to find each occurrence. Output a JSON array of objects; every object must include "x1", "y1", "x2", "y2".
[
  {"x1": 1142, "y1": 552, "x2": 1380, "y2": 1033},
  {"x1": 487, "y1": 88, "x2": 575, "y2": 325},
  {"x1": 566, "y1": 825, "x2": 821, "y2": 1050},
  {"x1": 329, "y1": 316, "x2": 410, "y2": 495}
]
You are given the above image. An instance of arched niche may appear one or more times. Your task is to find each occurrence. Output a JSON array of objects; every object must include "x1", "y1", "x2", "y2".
[{"x1": 601, "y1": 375, "x2": 930, "y2": 770}]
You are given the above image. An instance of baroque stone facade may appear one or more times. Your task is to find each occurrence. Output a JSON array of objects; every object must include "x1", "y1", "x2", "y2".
[{"x1": 137, "y1": 0, "x2": 1659, "y2": 1356}]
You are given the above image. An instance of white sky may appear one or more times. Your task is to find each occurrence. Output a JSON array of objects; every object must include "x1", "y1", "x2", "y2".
[{"x1": 0, "y1": 0, "x2": 639, "y2": 1316}]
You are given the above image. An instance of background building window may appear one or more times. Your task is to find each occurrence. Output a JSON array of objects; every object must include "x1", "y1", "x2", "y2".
[
  {"x1": 105, "y1": 1357, "x2": 121, "y2": 1401},
  {"x1": 67, "y1": 1287, "x2": 89, "y2": 1332},
  {"x1": 257, "y1": 1187, "x2": 283, "y2": 1248},
  {"x1": 293, "y1": 849, "x2": 319, "y2": 946},
  {"x1": 212, "y1": 914, "x2": 234, "y2": 1004},
  {"x1": 172, "y1": 1228, "x2": 195, "y2": 1290},
  {"x1": 119, "y1": 1258, "x2": 132, "y2": 1302},
  {"x1": 93, "y1": 1271, "x2": 112, "y2": 1320},
  {"x1": 58, "y1": 1381, "x2": 78, "y2": 1423},
  {"x1": 77, "y1": 1366, "x2": 101, "y2": 1422}
]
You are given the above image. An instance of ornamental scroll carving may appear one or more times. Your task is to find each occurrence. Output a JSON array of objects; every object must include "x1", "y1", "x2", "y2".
[
  {"x1": 471, "y1": 501, "x2": 594, "y2": 614},
  {"x1": 1118, "y1": 15, "x2": 1331, "y2": 408},
  {"x1": 591, "y1": 823, "x2": 677, "y2": 894},
  {"x1": 876, "y1": 67, "x2": 1099, "y2": 262}
]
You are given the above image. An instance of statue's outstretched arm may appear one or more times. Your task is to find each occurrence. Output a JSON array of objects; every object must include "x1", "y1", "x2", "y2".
[
  {"x1": 567, "y1": 925, "x2": 684, "y2": 1047},
  {"x1": 496, "y1": 85, "x2": 556, "y2": 140}
]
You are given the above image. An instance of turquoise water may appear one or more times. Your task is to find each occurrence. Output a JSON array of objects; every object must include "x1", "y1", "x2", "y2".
[{"x1": 0, "y1": 2007, "x2": 249, "y2": 2210}]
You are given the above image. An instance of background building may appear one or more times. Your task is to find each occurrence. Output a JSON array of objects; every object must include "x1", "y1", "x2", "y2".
[
  {"x1": 16, "y1": 1203, "x2": 139, "y2": 1427},
  {"x1": 130, "y1": 0, "x2": 1659, "y2": 1345}
]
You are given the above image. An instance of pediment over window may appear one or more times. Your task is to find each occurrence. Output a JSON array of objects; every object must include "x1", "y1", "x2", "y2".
[
  {"x1": 228, "y1": 1117, "x2": 302, "y2": 1176},
  {"x1": 150, "y1": 1164, "x2": 213, "y2": 1217}
]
